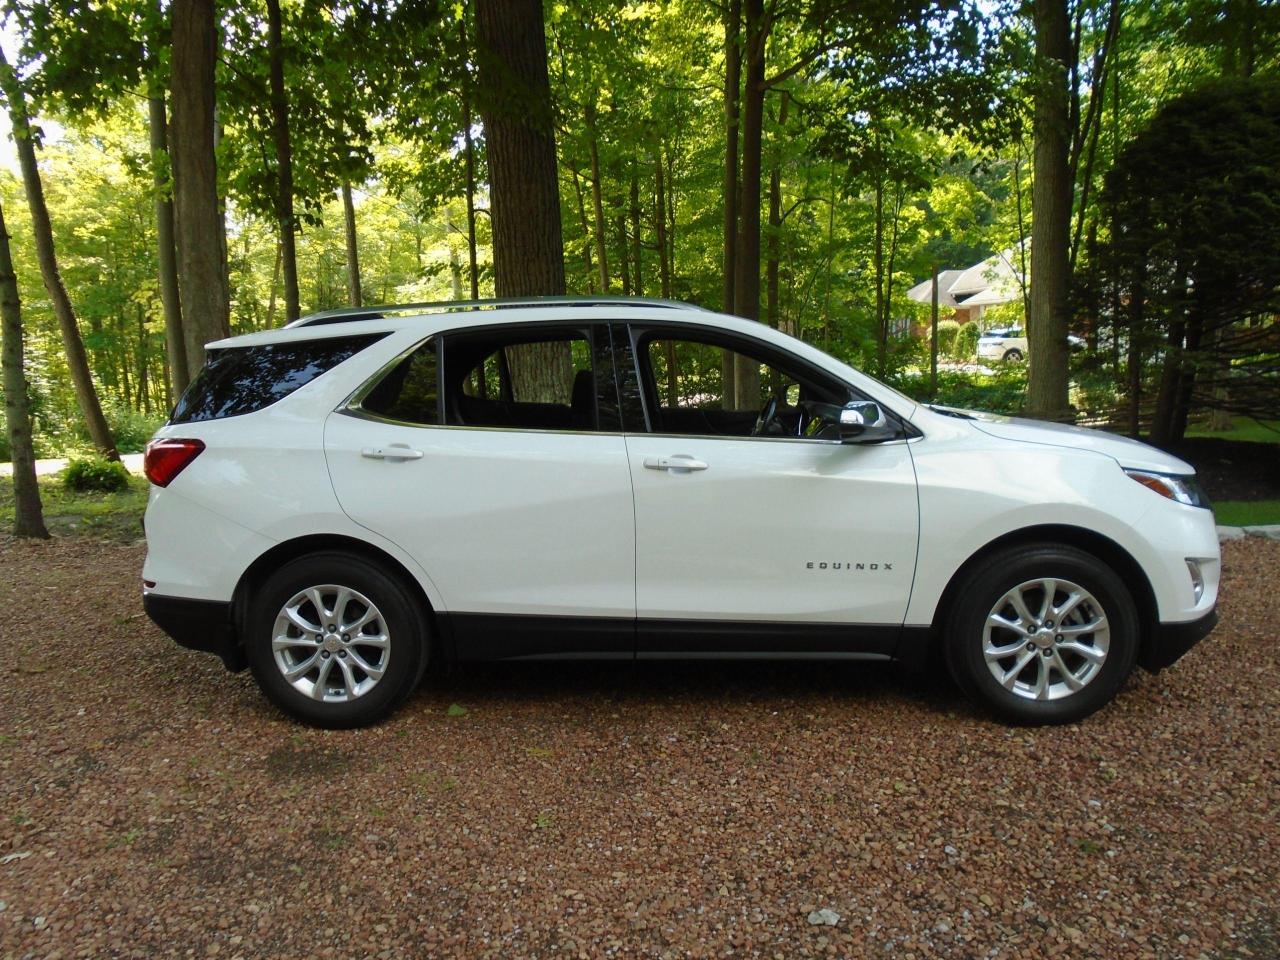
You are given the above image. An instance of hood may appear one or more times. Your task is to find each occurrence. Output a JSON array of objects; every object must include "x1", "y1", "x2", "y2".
[{"x1": 928, "y1": 406, "x2": 1196, "y2": 474}]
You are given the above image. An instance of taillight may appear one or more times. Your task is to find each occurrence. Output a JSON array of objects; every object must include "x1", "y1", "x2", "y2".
[{"x1": 144, "y1": 438, "x2": 206, "y2": 487}]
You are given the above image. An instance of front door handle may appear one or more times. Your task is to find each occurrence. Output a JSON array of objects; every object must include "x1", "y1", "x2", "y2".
[
  {"x1": 361, "y1": 444, "x2": 424, "y2": 461},
  {"x1": 643, "y1": 455, "x2": 709, "y2": 472}
]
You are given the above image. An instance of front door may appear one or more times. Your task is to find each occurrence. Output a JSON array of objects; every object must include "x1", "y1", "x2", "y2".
[
  {"x1": 620, "y1": 325, "x2": 920, "y2": 657},
  {"x1": 324, "y1": 322, "x2": 636, "y2": 659}
]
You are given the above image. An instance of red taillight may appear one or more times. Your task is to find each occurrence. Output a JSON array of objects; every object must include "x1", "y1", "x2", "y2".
[{"x1": 144, "y1": 438, "x2": 205, "y2": 487}]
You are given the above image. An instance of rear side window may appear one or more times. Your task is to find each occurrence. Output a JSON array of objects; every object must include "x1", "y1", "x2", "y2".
[{"x1": 170, "y1": 334, "x2": 385, "y2": 423}]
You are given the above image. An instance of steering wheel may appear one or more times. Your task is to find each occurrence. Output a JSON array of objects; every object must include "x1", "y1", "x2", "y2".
[{"x1": 752, "y1": 395, "x2": 779, "y2": 437}]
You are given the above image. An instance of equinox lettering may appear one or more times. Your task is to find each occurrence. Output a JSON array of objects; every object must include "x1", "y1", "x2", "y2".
[{"x1": 806, "y1": 561, "x2": 893, "y2": 571}]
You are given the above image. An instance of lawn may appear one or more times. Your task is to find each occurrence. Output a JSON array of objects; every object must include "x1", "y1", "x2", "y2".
[
  {"x1": 0, "y1": 473, "x2": 148, "y2": 541},
  {"x1": 1185, "y1": 417, "x2": 1280, "y2": 444},
  {"x1": 1213, "y1": 499, "x2": 1280, "y2": 527}
]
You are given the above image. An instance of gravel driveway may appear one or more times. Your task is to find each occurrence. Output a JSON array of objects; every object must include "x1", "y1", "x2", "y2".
[{"x1": 1, "y1": 537, "x2": 1277, "y2": 959}]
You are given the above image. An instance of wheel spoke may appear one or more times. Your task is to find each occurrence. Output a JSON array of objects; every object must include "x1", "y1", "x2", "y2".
[
  {"x1": 987, "y1": 613, "x2": 1029, "y2": 638},
  {"x1": 344, "y1": 607, "x2": 377, "y2": 633},
  {"x1": 1032, "y1": 655, "x2": 1051, "y2": 700},
  {"x1": 353, "y1": 633, "x2": 389, "y2": 649},
  {"x1": 284, "y1": 605, "x2": 321, "y2": 635},
  {"x1": 311, "y1": 657, "x2": 335, "y2": 699},
  {"x1": 331, "y1": 588, "x2": 353, "y2": 629},
  {"x1": 1057, "y1": 640, "x2": 1106, "y2": 664},
  {"x1": 273, "y1": 633, "x2": 319, "y2": 652},
  {"x1": 1000, "y1": 649, "x2": 1037, "y2": 688},
  {"x1": 283, "y1": 651, "x2": 320, "y2": 682},
  {"x1": 984, "y1": 637, "x2": 1029, "y2": 661},
  {"x1": 335, "y1": 656, "x2": 358, "y2": 694},
  {"x1": 1054, "y1": 590, "x2": 1086, "y2": 623},
  {"x1": 1037, "y1": 579, "x2": 1057, "y2": 621},
  {"x1": 1058, "y1": 618, "x2": 1106, "y2": 637},
  {"x1": 1004, "y1": 589, "x2": 1038, "y2": 629},
  {"x1": 309, "y1": 588, "x2": 331, "y2": 624},
  {"x1": 347, "y1": 648, "x2": 385, "y2": 680},
  {"x1": 1051, "y1": 652, "x2": 1084, "y2": 690}
]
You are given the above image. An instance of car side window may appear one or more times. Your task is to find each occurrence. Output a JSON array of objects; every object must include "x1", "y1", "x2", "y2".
[
  {"x1": 360, "y1": 338, "x2": 440, "y2": 426},
  {"x1": 442, "y1": 326, "x2": 611, "y2": 432},
  {"x1": 636, "y1": 330, "x2": 854, "y2": 440}
]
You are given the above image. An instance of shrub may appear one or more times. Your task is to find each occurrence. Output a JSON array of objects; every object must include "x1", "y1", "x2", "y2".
[
  {"x1": 62, "y1": 456, "x2": 131, "y2": 493},
  {"x1": 934, "y1": 318, "x2": 961, "y2": 357},
  {"x1": 91, "y1": 403, "x2": 164, "y2": 455},
  {"x1": 952, "y1": 322, "x2": 980, "y2": 359}
]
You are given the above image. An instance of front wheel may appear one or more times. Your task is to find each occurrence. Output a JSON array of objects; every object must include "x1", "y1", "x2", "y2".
[
  {"x1": 944, "y1": 544, "x2": 1138, "y2": 725},
  {"x1": 1003, "y1": 348, "x2": 1024, "y2": 362},
  {"x1": 246, "y1": 552, "x2": 428, "y2": 728}
]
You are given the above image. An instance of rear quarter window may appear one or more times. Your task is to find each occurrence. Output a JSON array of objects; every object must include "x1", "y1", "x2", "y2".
[{"x1": 170, "y1": 334, "x2": 386, "y2": 424}]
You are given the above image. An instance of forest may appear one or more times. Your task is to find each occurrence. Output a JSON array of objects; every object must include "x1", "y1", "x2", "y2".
[{"x1": 0, "y1": 0, "x2": 1277, "y2": 533}]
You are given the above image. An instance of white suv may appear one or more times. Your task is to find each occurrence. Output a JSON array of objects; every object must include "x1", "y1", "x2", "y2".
[{"x1": 142, "y1": 298, "x2": 1219, "y2": 728}]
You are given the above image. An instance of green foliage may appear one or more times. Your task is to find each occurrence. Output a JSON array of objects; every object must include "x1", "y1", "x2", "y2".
[
  {"x1": 952, "y1": 322, "x2": 980, "y2": 359},
  {"x1": 90, "y1": 402, "x2": 163, "y2": 455},
  {"x1": 896, "y1": 365, "x2": 1028, "y2": 415},
  {"x1": 62, "y1": 456, "x2": 130, "y2": 493}
]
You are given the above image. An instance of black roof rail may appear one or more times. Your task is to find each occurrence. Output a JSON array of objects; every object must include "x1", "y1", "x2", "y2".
[{"x1": 287, "y1": 295, "x2": 706, "y2": 328}]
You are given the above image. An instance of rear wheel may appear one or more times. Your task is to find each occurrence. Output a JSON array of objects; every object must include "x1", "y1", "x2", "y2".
[
  {"x1": 944, "y1": 544, "x2": 1138, "y2": 725},
  {"x1": 1003, "y1": 348, "x2": 1024, "y2": 362},
  {"x1": 246, "y1": 552, "x2": 428, "y2": 728}
]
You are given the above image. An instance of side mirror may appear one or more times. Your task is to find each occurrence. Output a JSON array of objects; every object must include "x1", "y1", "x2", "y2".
[{"x1": 839, "y1": 402, "x2": 895, "y2": 444}]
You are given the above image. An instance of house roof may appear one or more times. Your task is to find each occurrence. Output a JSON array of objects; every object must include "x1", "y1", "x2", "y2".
[{"x1": 908, "y1": 251, "x2": 1023, "y2": 309}]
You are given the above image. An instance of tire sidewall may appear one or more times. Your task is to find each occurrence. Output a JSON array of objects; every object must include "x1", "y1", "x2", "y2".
[
  {"x1": 246, "y1": 552, "x2": 426, "y2": 728},
  {"x1": 947, "y1": 546, "x2": 1138, "y2": 725}
]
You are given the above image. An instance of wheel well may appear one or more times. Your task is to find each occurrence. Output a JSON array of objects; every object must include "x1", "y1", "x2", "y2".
[
  {"x1": 928, "y1": 524, "x2": 1159, "y2": 661},
  {"x1": 230, "y1": 534, "x2": 439, "y2": 651}
]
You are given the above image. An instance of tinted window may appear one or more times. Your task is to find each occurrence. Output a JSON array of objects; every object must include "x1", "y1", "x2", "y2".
[
  {"x1": 361, "y1": 339, "x2": 440, "y2": 425},
  {"x1": 442, "y1": 328, "x2": 609, "y2": 431},
  {"x1": 170, "y1": 334, "x2": 385, "y2": 424}
]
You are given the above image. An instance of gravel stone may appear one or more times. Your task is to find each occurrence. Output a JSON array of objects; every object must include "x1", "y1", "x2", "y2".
[
  {"x1": 807, "y1": 908, "x2": 841, "y2": 926},
  {"x1": 1, "y1": 534, "x2": 1278, "y2": 959}
]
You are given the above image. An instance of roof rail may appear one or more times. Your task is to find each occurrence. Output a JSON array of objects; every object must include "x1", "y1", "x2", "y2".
[{"x1": 288, "y1": 295, "x2": 706, "y2": 328}]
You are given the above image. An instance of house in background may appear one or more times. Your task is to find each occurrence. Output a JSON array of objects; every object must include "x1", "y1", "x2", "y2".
[{"x1": 905, "y1": 250, "x2": 1025, "y2": 332}]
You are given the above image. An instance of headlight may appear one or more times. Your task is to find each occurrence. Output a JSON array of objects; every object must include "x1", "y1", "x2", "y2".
[{"x1": 1124, "y1": 469, "x2": 1211, "y2": 509}]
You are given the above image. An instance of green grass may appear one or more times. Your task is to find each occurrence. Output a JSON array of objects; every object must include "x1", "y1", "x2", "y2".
[
  {"x1": 1185, "y1": 418, "x2": 1280, "y2": 444},
  {"x1": 1213, "y1": 500, "x2": 1280, "y2": 527},
  {"x1": 0, "y1": 472, "x2": 148, "y2": 541}
]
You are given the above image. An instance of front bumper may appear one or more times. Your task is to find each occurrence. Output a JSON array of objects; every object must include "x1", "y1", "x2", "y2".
[
  {"x1": 1139, "y1": 606, "x2": 1218, "y2": 673},
  {"x1": 143, "y1": 593, "x2": 246, "y2": 672}
]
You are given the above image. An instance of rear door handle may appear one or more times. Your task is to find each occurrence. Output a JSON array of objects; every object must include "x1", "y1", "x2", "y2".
[
  {"x1": 361, "y1": 444, "x2": 424, "y2": 461},
  {"x1": 643, "y1": 455, "x2": 709, "y2": 472}
]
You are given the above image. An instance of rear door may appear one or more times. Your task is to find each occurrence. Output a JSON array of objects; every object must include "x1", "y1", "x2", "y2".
[{"x1": 324, "y1": 321, "x2": 636, "y2": 659}]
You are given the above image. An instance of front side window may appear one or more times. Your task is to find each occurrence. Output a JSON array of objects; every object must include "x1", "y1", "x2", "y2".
[
  {"x1": 171, "y1": 333, "x2": 385, "y2": 424},
  {"x1": 636, "y1": 330, "x2": 858, "y2": 440}
]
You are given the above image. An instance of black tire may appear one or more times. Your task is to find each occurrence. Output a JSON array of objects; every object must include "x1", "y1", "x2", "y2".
[
  {"x1": 943, "y1": 544, "x2": 1138, "y2": 725},
  {"x1": 1003, "y1": 348, "x2": 1024, "y2": 362},
  {"x1": 245, "y1": 552, "x2": 428, "y2": 728}
]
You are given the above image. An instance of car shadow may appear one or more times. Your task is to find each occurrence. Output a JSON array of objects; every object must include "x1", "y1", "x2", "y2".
[{"x1": 410, "y1": 657, "x2": 969, "y2": 718}]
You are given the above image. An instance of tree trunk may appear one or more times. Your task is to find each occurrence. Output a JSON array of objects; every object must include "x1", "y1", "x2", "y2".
[
  {"x1": 0, "y1": 201, "x2": 48, "y2": 538},
  {"x1": 149, "y1": 90, "x2": 188, "y2": 399},
  {"x1": 1027, "y1": 0, "x2": 1074, "y2": 421},
  {"x1": 930, "y1": 263, "x2": 940, "y2": 400},
  {"x1": 766, "y1": 121, "x2": 781, "y2": 330},
  {"x1": 570, "y1": 165, "x2": 595, "y2": 291},
  {"x1": 461, "y1": 27, "x2": 480, "y2": 301},
  {"x1": 0, "y1": 50, "x2": 118, "y2": 460},
  {"x1": 629, "y1": 170, "x2": 643, "y2": 295},
  {"x1": 722, "y1": 0, "x2": 741, "y2": 315},
  {"x1": 266, "y1": 0, "x2": 299, "y2": 321},
  {"x1": 342, "y1": 182, "x2": 362, "y2": 307},
  {"x1": 586, "y1": 102, "x2": 610, "y2": 293},
  {"x1": 873, "y1": 168, "x2": 886, "y2": 376},
  {"x1": 171, "y1": 0, "x2": 230, "y2": 372},
  {"x1": 655, "y1": 151, "x2": 671, "y2": 298},
  {"x1": 616, "y1": 214, "x2": 631, "y2": 295},
  {"x1": 475, "y1": 0, "x2": 569, "y2": 401},
  {"x1": 732, "y1": 0, "x2": 765, "y2": 408}
]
